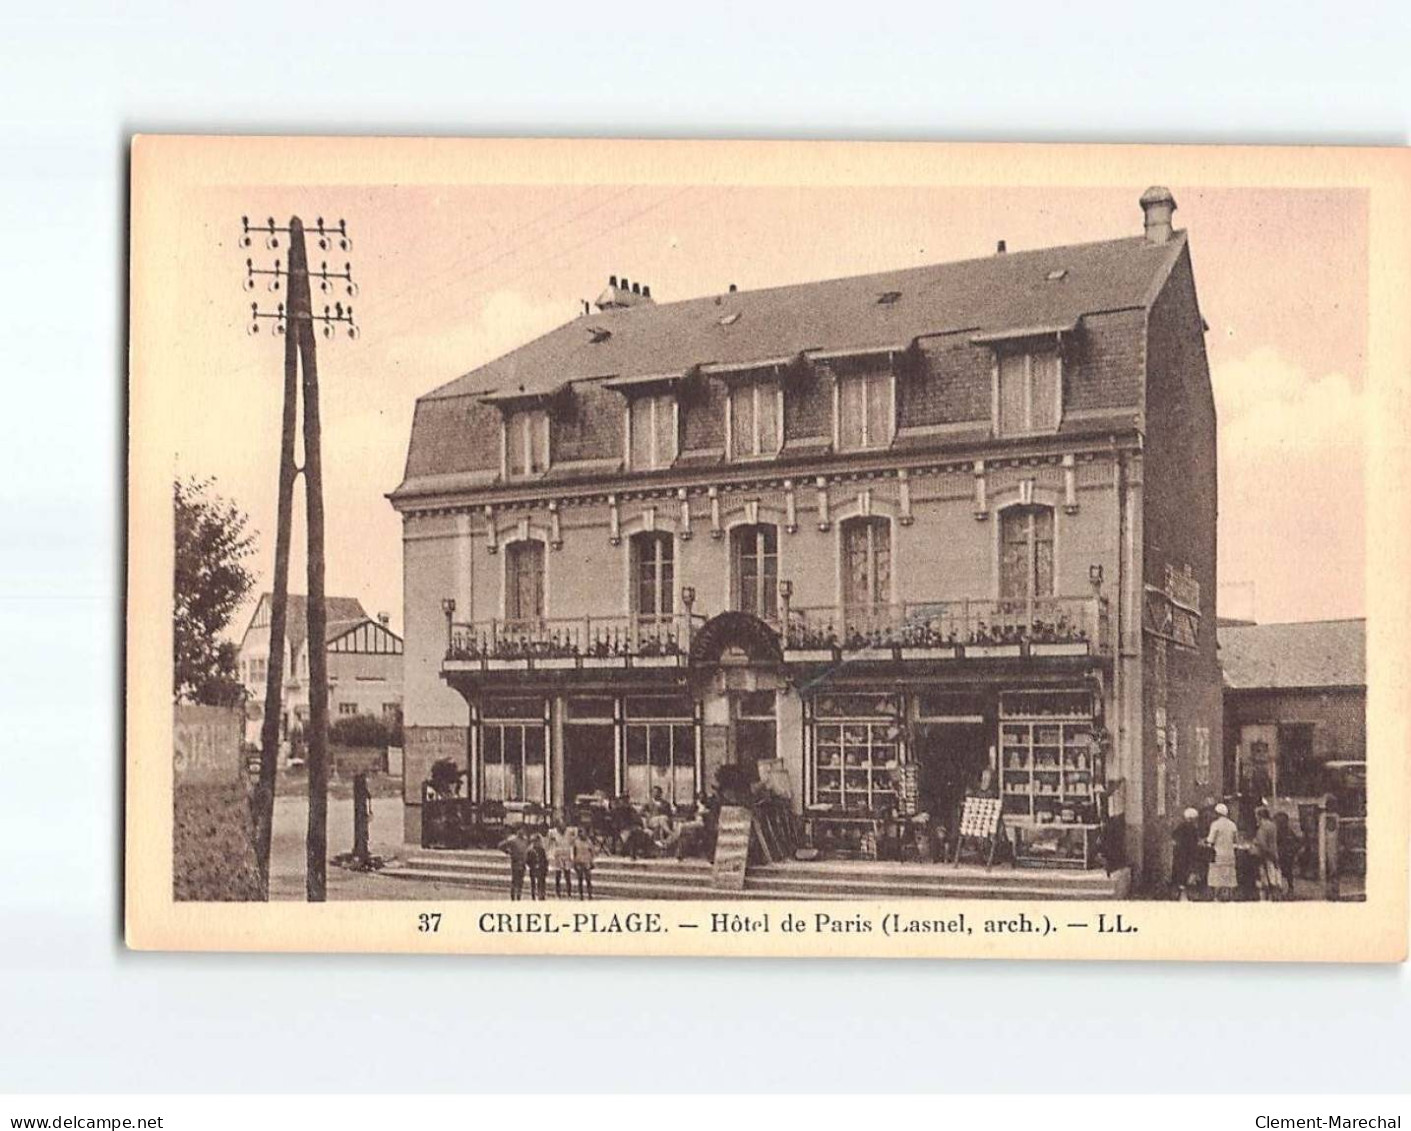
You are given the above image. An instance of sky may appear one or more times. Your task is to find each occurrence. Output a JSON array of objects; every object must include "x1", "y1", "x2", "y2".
[{"x1": 164, "y1": 181, "x2": 1367, "y2": 637}]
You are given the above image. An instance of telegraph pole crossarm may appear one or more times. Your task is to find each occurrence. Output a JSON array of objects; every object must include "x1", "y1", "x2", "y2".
[{"x1": 240, "y1": 213, "x2": 359, "y2": 903}]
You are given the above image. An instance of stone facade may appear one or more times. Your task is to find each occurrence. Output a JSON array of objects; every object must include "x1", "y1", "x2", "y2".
[{"x1": 390, "y1": 190, "x2": 1223, "y2": 885}]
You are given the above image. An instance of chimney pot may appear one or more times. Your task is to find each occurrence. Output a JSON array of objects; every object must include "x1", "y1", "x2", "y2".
[
  {"x1": 642, "y1": 284, "x2": 651, "y2": 298},
  {"x1": 996, "y1": 239, "x2": 1007, "y2": 254},
  {"x1": 728, "y1": 283, "x2": 737, "y2": 293},
  {"x1": 1140, "y1": 186, "x2": 1177, "y2": 244},
  {"x1": 609, "y1": 275, "x2": 617, "y2": 287},
  {"x1": 631, "y1": 282, "x2": 640, "y2": 295},
  {"x1": 620, "y1": 277, "x2": 629, "y2": 291}
]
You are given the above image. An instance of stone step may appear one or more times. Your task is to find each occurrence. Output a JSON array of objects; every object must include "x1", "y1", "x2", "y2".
[
  {"x1": 380, "y1": 864, "x2": 713, "y2": 900},
  {"x1": 748, "y1": 864, "x2": 1122, "y2": 892},
  {"x1": 383, "y1": 850, "x2": 1129, "y2": 901},
  {"x1": 400, "y1": 850, "x2": 713, "y2": 882},
  {"x1": 740, "y1": 877, "x2": 1120, "y2": 901}
]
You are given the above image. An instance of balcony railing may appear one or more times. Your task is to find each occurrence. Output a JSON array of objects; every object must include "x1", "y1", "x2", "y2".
[
  {"x1": 446, "y1": 612, "x2": 703, "y2": 664},
  {"x1": 782, "y1": 596, "x2": 1110, "y2": 657}
]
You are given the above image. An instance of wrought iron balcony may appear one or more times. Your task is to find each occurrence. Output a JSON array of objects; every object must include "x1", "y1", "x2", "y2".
[
  {"x1": 782, "y1": 595, "x2": 1110, "y2": 659},
  {"x1": 444, "y1": 612, "x2": 705, "y2": 669}
]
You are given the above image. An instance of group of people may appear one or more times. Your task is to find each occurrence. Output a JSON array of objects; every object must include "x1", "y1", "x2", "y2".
[
  {"x1": 495, "y1": 788, "x2": 708, "y2": 901},
  {"x1": 497, "y1": 821, "x2": 598, "y2": 901},
  {"x1": 1171, "y1": 801, "x2": 1300, "y2": 901}
]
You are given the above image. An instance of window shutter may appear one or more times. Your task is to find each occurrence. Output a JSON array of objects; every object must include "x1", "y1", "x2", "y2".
[
  {"x1": 630, "y1": 397, "x2": 654, "y2": 469},
  {"x1": 1031, "y1": 350, "x2": 1060, "y2": 431},
  {"x1": 756, "y1": 383, "x2": 779, "y2": 454},
  {"x1": 998, "y1": 353, "x2": 1026, "y2": 435}
]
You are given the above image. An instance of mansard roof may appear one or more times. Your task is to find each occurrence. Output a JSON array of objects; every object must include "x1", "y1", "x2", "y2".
[{"x1": 420, "y1": 232, "x2": 1187, "y2": 405}]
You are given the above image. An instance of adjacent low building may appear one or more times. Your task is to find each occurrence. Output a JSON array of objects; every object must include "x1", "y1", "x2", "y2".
[
  {"x1": 237, "y1": 593, "x2": 405, "y2": 748},
  {"x1": 390, "y1": 187, "x2": 1224, "y2": 888},
  {"x1": 1219, "y1": 617, "x2": 1366, "y2": 805}
]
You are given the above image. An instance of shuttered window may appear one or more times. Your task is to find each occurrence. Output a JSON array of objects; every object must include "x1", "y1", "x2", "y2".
[
  {"x1": 996, "y1": 347, "x2": 1062, "y2": 435},
  {"x1": 837, "y1": 371, "x2": 893, "y2": 451},
  {"x1": 629, "y1": 394, "x2": 678, "y2": 470}
]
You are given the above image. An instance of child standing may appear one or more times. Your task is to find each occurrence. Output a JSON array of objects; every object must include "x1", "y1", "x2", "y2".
[
  {"x1": 526, "y1": 834, "x2": 549, "y2": 901},
  {"x1": 547, "y1": 819, "x2": 575, "y2": 898},
  {"x1": 572, "y1": 828, "x2": 597, "y2": 900},
  {"x1": 497, "y1": 826, "x2": 529, "y2": 901}
]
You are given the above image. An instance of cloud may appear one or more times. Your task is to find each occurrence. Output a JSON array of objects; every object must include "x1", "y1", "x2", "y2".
[
  {"x1": 1211, "y1": 347, "x2": 1365, "y2": 622},
  {"x1": 377, "y1": 288, "x2": 570, "y2": 384},
  {"x1": 1213, "y1": 345, "x2": 1365, "y2": 458}
]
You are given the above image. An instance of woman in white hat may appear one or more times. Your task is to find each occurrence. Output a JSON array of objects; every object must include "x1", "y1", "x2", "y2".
[{"x1": 1205, "y1": 802, "x2": 1239, "y2": 901}]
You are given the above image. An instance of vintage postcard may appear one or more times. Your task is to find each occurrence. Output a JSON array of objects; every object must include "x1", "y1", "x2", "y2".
[{"x1": 126, "y1": 137, "x2": 1410, "y2": 959}]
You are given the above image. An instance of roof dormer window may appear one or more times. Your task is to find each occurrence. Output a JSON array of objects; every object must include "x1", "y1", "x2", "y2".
[
  {"x1": 504, "y1": 408, "x2": 550, "y2": 479},
  {"x1": 835, "y1": 369, "x2": 895, "y2": 452},
  {"x1": 995, "y1": 346, "x2": 1061, "y2": 437},
  {"x1": 627, "y1": 393, "x2": 678, "y2": 471},
  {"x1": 727, "y1": 380, "x2": 782, "y2": 460}
]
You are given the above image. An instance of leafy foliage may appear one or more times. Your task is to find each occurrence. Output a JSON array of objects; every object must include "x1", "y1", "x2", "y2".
[
  {"x1": 174, "y1": 476, "x2": 257, "y2": 705},
  {"x1": 329, "y1": 711, "x2": 403, "y2": 749}
]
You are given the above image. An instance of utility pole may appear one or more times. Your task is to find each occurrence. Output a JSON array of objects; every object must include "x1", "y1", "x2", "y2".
[{"x1": 242, "y1": 215, "x2": 358, "y2": 902}]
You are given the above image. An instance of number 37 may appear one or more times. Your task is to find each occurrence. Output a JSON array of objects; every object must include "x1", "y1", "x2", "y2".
[{"x1": 417, "y1": 912, "x2": 442, "y2": 933}]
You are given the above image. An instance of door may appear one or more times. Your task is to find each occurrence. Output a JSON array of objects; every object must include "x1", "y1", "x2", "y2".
[
  {"x1": 1238, "y1": 724, "x2": 1277, "y2": 802},
  {"x1": 914, "y1": 722, "x2": 990, "y2": 841},
  {"x1": 563, "y1": 723, "x2": 616, "y2": 803},
  {"x1": 505, "y1": 540, "x2": 545, "y2": 627}
]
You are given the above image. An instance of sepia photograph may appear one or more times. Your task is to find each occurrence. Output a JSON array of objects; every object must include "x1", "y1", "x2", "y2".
[{"x1": 127, "y1": 137, "x2": 1408, "y2": 959}]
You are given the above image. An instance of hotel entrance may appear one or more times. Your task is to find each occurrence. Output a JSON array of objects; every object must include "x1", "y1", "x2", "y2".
[{"x1": 562, "y1": 697, "x2": 617, "y2": 804}]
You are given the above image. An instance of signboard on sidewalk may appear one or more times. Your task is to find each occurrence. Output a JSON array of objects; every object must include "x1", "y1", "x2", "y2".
[{"x1": 712, "y1": 805, "x2": 753, "y2": 890}]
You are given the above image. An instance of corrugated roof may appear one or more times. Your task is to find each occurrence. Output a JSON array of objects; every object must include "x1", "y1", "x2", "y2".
[
  {"x1": 420, "y1": 233, "x2": 1186, "y2": 403},
  {"x1": 1218, "y1": 619, "x2": 1366, "y2": 691}
]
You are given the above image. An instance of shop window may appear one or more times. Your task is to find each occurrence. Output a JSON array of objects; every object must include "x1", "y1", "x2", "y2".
[
  {"x1": 505, "y1": 408, "x2": 550, "y2": 478},
  {"x1": 727, "y1": 381, "x2": 781, "y2": 459},
  {"x1": 731, "y1": 523, "x2": 779, "y2": 620},
  {"x1": 999, "y1": 505, "x2": 1055, "y2": 605},
  {"x1": 996, "y1": 347, "x2": 1061, "y2": 436},
  {"x1": 836, "y1": 370, "x2": 893, "y2": 451},
  {"x1": 482, "y1": 709, "x2": 548, "y2": 804},
  {"x1": 504, "y1": 540, "x2": 545, "y2": 626},
  {"x1": 630, "y1": 531, "x2": 674, "y2": 625},
  {"x1": 810, "y1": 693, "x2": 902, "y2": 812},
  {"x1": 629, "y1": 393, "x2": 678, "y2": 470},
  {"x1": 338, "y1": 703, "x2": 359, "y2": 717},
  {"x1": 841, "y1": 516, "x2": 891, "y2": 618},
  {"x1": 997, "y1": 689, "x2": 1099, "y2": 823},
  {"x1": 624, "y1": 696, "x2": 696, "y2": 806},
  {"x1": 812, "y1": 719, "x2": 901, "y2": 812}
]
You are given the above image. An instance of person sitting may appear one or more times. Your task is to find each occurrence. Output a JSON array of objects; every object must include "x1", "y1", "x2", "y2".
[
  {"x1": 607, "y1": 794, "x2": 642, "y2": 855},
  {"x1": 645, "y1": 787, "x2": 675, "y2": 839}
]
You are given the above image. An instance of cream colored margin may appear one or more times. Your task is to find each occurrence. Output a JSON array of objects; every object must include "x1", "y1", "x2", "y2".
[{"x1": 126, "y1": 137, "x2": 1411, "y2": 960}]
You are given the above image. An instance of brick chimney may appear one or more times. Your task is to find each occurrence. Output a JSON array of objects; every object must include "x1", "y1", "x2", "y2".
[
  {"x1": 1140, "y1": 186, "x2": 1177, "y2": 244},
  {"x1": 594, "y1": 275, "x2": 656, "y2": 311}
]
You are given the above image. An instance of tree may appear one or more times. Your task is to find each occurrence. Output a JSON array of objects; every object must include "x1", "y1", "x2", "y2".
[{"x1": 174, "y1": 476, "x2": 257, "y2": 704}]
